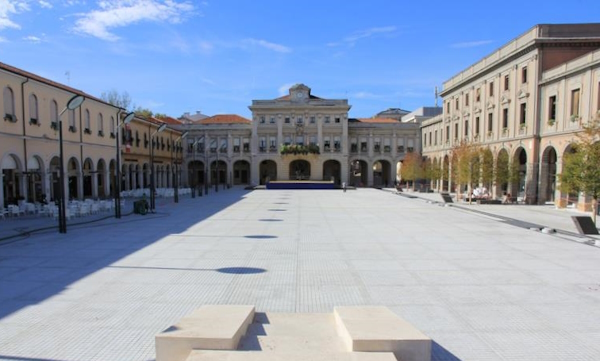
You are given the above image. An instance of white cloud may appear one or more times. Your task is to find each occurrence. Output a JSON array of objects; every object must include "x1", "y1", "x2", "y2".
[
  {"x1": 38, "y1": 0, "x2": 52, "y2": 8},
  {"x1": 450, "y1": 40, "x2": 493, "y2": 48},
  {"x1": 73, "y1": 0, "x2": 195, "y2": 41},
  {"x1": 0, "y1": 0, "x2": 30, "y2": 30},
  {"x1": 352, "y1": 91, "x2": 380, "y2": 99},
  {"x1": 23, "y1": 35, "x2": 41, "y2": 42},
  {"x1": 245, "y1": 38, "x2": 291, "y2": 53},
  {"x1": 278, "y1": 83, "x2": 295, "y2": 96},
  {"x1": 201, "y1": 78, "x2": 215, "y2": 85},
  {"x1": 0, "y1": 35, "x2": 7, "y2": 42},
  {"x1": 329, "y1": 26, "x2": 396, "y2": 48}
]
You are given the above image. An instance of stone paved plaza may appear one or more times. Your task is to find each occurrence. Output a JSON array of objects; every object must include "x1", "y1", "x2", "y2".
[{"x1": 1, "y1": 188, "x2": 600, "y2": 361}]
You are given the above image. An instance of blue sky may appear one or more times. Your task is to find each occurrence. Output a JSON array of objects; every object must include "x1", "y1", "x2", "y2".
[{"x1": 1, "y1": 0, "x2": 599, "y2": 119}]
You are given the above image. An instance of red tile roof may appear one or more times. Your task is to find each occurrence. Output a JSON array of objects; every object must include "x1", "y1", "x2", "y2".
[
  {"x1": 356, "y1": 117, "x2": 400, "y2": 124},
  {"x1": 199, "y1": 114, "x2": 251, "y2": 125},
  {"x1": 154, "y1": 115, "x2": 182, "y2": 125}
]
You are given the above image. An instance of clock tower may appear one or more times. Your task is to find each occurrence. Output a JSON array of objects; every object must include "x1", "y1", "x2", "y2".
[{"x1": 290, "y1": 83, "x2": 310, "y2": 102}]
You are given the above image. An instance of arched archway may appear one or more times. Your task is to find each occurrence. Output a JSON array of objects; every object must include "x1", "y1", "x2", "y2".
[
  {"x1": 26, "y1": 155, "x2": 44, "y2": 203},
  {"x1": 513, "y1": 147, "x2": 527, "y2": 199},
  {"x1": 350, "y1": 159, "x2": 367, "y2": 187},
  {"x1": 49, "y1": 157, "x2": 60, "y2": 202},
  {"x1": 83, "y1": 158, "x2": 94, "y2": 198},
  {"x1": 2, "y1": 154, "x2": 23, "y2": 206},
  {"x1": 233, "y1": 160, "x2": 250, "y2": 185},
  {"x1": 373, "y1": 160, "x2": 391, "y2": 187},
  {"x1": 211, "y1": 160, "x2": 227, "y2": 186},
  {"x1": 67, "y1": 157, "x2": 80, "y2": 200},
  {"x1": 260, "y1": 160, "x2": 277, "y2": 184},
  {"x1": 188, "y1": 160, "x2": 204, "y2": 188},
  {"x1": 97, "y1": 159, "x2": 106, "y2": 198},
  {"x1": 323, "y1": 160, "x2": 341, "y2": 184},
  {"x1": 541, "y1": 146, "x2": 558, "y2": 203},
  {"x1": 289, "y1": 159, "x2": 310, "y2": 180},
  {"x1": 442, "y1": 155, "x2": 450, "y2": 191}
]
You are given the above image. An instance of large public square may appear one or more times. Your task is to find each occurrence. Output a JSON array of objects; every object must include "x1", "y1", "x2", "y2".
[{"x1": 1, "y1": 188, "x2": 600, "y2": 361}]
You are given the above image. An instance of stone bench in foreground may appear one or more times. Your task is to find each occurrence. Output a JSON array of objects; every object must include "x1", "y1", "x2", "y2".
[
  {"x1": 334, "y1": 306, "x2": 431, "y2": 361},
  {"x1": 156, "y1": 305, "x2": 255, "y2": 361}
]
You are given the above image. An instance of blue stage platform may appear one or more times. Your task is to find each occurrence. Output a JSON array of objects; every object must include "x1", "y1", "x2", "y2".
[{"x1": 266, "y1": 181, "x2": 335, "y2": 190}]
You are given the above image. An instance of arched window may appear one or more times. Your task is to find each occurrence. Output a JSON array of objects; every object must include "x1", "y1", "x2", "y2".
[
  {"x1": 110, "y1": 116, "x2": 115, "y2": 137},
  {"x1": 3, "y1": 87, "x2": 15, "y2": 121},
  {"x1": 50, "y1": 100, "x2": 58, "y2": 129},
  {"x1": 29, "y1": 93, "x2": 39, "y2": 124},
  {"x1": 97, "y1": 113, "x2": 104, "y2": 136},
  {"x1": 68, "y1": 109, "x2": 76, "y2": 131},
  {"x1": 84, "y1": 109, "x2": 91, "y2": 133}
]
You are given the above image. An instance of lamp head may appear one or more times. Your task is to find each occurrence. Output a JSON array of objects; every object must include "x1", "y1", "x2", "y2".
[
  {"x1": 180, "y1": 131, "x2": 189, "y2": 139},
  {"x1": 123, "y1": 112, "x2": 135, "y2": 125},
  {"x1": 157, "y1": 123, "x2": 168, "y2": 133},
  {"x1": 66, "y1": 95, "x2": 85, "y2": 110}
]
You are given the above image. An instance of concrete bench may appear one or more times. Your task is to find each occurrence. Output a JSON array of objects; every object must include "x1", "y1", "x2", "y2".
[
  {"x1": 156, "y1": 305, "x2": 255, "y2": 361},
  {"x1": 186, "y1": 350, "x2": 397, "y2": 361},
  {"x1": 334, "y1": 306, "x2": 431, "y2": 361}
]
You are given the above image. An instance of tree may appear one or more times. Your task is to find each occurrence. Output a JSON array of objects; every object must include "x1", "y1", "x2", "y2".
[
  {"x1": 400, "y1": 152, "x2": 422, "y2": 190},
  {"x1": 451, "y1": 140, "x2": 480, "y2": 202},
  {"x1": 101, "y1": 89, "x2": 132, "y2": 110},
  {"x1": 480, "y1": 148, "x2": 494, "y2": 190},
  {"x1": 558, "y1": 116, "x2": 600, "y2": 223},
  {"x1": 134, "y1": 106, "x2": 153, "y2": 118}
]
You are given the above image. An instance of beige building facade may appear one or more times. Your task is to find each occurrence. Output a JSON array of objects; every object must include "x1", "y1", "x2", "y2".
[
  {"x1": 1, "y1": 62, "x2": 184, "y2": 208},
  {"x1": 421, "y1": 24, "x2": 600, "y2": 207}
]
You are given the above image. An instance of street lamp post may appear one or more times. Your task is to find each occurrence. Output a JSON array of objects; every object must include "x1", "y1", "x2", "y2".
[
  {"x1": 172, "y1": 131, "x2": 189, "y2": 203},
  {"x1": 115, "y1": 111, "x2": 135, "y2": 218},
  {"x1": 150, "y1": 123, "x2": 167, "y2": 212},
  {"x1": 190, "y1": 138, "x2": 200, "y2": 198},
  {"x1": 57, "y1": 94, "x2": 85, "y2": 233}
]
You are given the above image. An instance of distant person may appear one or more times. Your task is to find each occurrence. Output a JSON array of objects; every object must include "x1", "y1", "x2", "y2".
[{"x1": 342, "y1": 182, "x2": 347, "y2": 193}]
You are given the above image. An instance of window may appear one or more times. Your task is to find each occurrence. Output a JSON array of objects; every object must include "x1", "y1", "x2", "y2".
[
  {"x1": 3, "y1": 87, "x2": 15, "y2": 121},
  {"x1": 571, "y1": 89, "x2": 581, "y2": 117},
  {"x1": 476, "y1": 88, "x2": 481, "y2": 102},
  {"x1": 522, "y1": 67, "x2": 528, "y2": 84},
  {"x1": 110, "y1": 116, "x2": 115, "y2": 137},
  {"x1": 407, "y1": 139, "x2": 414, "y2": 153},
  {"x1": 324, "y1": 116, "x2": 331, "y2": 123},
  {"x1": 397, "y1": 139, "x2": 405, "y2": 153},
  {"x1": 455, "y1": 98, "x2": 459, "y2": 110},
  {"x1": 446, "y1": 102, "x2": 450, "y2": 113},
  {"x1": 487, "y1": 113, "x2": 493, "y2": 132},
  {"x1": 259, "y1": 137, "x2": 266, "y2": 151},
  {"x1": 335, "y1": 117, "x2": 340, "y2": 123},
  {"x1": 465, "y1": 94, "x2": 469, "y2": 107},
  {"x1": 97, "y1": 114, "x2": 104, "y2": 136},
  {"x1": 504, "y1": 75, "x2": 509, "y2": 91},
  {"x1": 29, "y1": 93, "x2": 38, "y2": 124},
  {"x1": 428, "y1": 133, "x2": 432, "y2": 147},
  {"x1": 259, "y1": 116, "x2": 265, "y2": 124},
  {"x1": 243, "y1": 138, "x2": 250, "y2": 152},
  {"x1": 548, "y1": 96, "x2": 557, "y2": 122},
  {"x1": 284, "y1": 136, "x2": 291, "y2": 146},
  {"x1": 270, "y1": 116, "x2": 275, "y2": 124},
  {"x1": 520, "y1": 103, "x2": 527, "y2": 125},
  {"x1": 297, "y1": 117, "x2": 303, "y2": 124},
  {"x1": 310, "y1": 136, "x2": 317, "y2": 146},
  {"x1": 446, "y1": 125, "x2": 450, "y2": 141},
  {"x1": 334, "y1": 136, "x2": 341, "y2": 150},
  {"x1": 360, "y1": 138, "x2": 367, "y2": 152},
  {"x1": 270, "y1": 136, "x2": 277, "y2": 150},
  {"x1": 50, "y1": 100, "x2": 58, "y2": 129},
  {"x1": 296, "y1": 135, "x2": 304, "y2": 145},
  {"x1": 464, "y1": 120, "x2": 469, "y2": 136},
  {"x1": 84, "y1": 109, "x2": 91, "y2": 132},
  {"x1": 475, "y1": 117, "x2": 480, "y2": 135},
  {"x1": 502, "y1": 108, "x2": 508, "y2": 129},
  {"x1": 454, "y1": 123, "x2": 458, "y2": 140},
  {"x1": 324, "y1": 136, "x2": 331, "y2": 150},
  {"x1": 489, "y1": 82, "x2": 494, "y2": 97},
  {"x1": 284, "y1": 117, "x2": 290, "y2": 124},
  {"x1": 384, "y1": 138, "x2": 391, "y2": 153},
  {"x1": 374, "y1": 137, "x2": 381, "y2": 152},
  {"x1": 434, "y1": 130, "x2": 438, "y2": 145},
  {"x1": 68, "y1": 109, "x2": 76, "y2": 132},
  {"x1": 310, "y1": 116, "x2": 316, "y2": 124},
  {"x1": 220, "y1": 138, "x2": 227, "y2": 153}
]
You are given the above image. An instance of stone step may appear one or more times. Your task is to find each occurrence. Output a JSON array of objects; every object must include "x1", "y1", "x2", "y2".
[
  {"x1": 156, "y1": 305, "x2": 255, "y2": 361},
  {"x1": 334, "y1": 306, "x2": 431, "y2": 361},
  {"x1": 186, "y1": 350, "x2": 397, "y2": 361}
]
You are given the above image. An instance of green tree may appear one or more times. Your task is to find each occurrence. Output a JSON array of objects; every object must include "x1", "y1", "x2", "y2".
[
  {"x1": 480, "y1": 148, "x2": 494, "y2": 190},
  {"x1": 134, "y1": 106, "x2": 153, "y2": 118},
  {"x1": 558, "y1": 116, "x2": 600, "y2": 223},
  {"x1": 451, "y1": 141, "x2": 480, "y2": 202}
]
